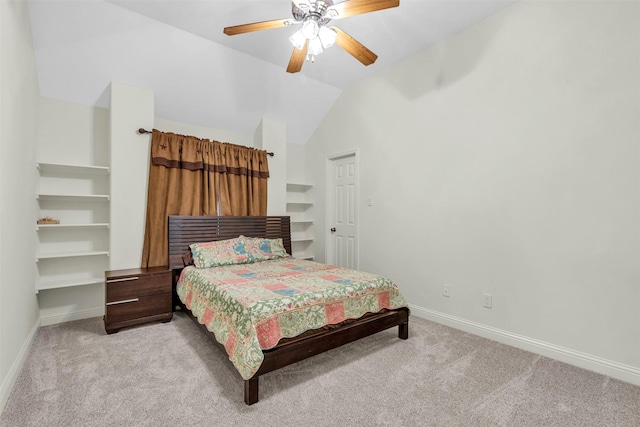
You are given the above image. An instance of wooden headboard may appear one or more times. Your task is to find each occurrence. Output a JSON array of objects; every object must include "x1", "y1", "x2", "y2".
[{"x1": 167, "y1": 216, "x2": 292, "y2": 269}]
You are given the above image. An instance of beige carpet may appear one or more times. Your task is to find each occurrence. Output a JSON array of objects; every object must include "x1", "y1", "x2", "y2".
[{"x1": 1, "y1": 311, "x2": 639, "y2": 426}]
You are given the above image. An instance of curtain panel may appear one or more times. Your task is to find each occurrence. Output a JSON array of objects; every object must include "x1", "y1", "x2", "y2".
[{"x1": 141, "y1": 130, "x2": 270, "y2": 267}]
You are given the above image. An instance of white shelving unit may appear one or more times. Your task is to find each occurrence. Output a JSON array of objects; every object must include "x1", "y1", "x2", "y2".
[
  {"x1": 36, "y1": 163, "x2": 110, "y2": 293},
  {"x1": 286, "y1": 183, "x2": 314, "y2": 260}
]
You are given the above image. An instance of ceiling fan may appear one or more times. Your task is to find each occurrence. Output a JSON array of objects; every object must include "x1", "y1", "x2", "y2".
[{"x1": 223, "y1": 0, "x2": 400, "y2": 73}]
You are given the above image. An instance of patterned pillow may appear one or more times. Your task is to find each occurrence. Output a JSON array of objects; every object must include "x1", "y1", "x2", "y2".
[
  {"x1": 241, "y1": 236, "x2": 289, "y2": 261},
  {"x1": 190, "y1": 237, "x2": 254, "y2": 268}
]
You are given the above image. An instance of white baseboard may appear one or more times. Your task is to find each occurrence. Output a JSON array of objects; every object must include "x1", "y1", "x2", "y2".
[
  {"x1": 410, "y1": 304, "x2": 640, "y2": 387},
  {"x1": 0, "y1": 317, "x2": 40, "y2": 415},
  {"x1": 40, "y1": 307, "x2": 104, "y2": 327}
]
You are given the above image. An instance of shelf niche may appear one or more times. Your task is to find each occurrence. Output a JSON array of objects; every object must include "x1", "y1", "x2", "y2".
[
  {"x1": 286, "y1": 182, "x2": 314, "y2": 261},
  {"x1": 36, "y1": 162, "x2": 110, "y2": 293}
]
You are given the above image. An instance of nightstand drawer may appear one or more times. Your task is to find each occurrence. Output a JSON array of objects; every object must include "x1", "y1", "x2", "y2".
[
  {"x1": 106, "y1": 293, "x2": 171, "y2": 324},
  {"x1": 106, "y1": 271, "x2": 171, "y2": 303}
]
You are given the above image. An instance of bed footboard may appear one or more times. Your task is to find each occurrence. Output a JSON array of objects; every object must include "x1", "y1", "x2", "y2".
[{"x1": 244, "y1": 307, "x2": 409, "y2": 405}]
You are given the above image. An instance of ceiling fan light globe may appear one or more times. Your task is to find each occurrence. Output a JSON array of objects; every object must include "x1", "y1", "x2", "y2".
[
  {"x1": 302, "y1": 19, "x2": 319, "y2": 39},
  {"x1": 308, "y1": 36, "x2": 324, "y2": 56},
  {"x1": 289, "y1": 29, "x2": 306, "y2": 49},
  {"x1": 318, "y1": 26, "x2": 337, "y2": 48}
]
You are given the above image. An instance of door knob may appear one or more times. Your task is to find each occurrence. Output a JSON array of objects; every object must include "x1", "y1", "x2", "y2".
[{"x1": 330, "y1": 227, "x2": 336, "y2": 232}]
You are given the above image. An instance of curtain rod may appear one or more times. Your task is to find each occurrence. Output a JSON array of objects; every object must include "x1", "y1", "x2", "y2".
[{"x1": 137, "y1": 128, "x2": 275, "y2": 157}]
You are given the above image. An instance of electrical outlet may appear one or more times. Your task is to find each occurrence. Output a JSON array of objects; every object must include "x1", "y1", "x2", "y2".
[
  {"x1": 442, "y1": 285, "x2": 450, "y2": 297},
  {"x1": 483, "y1": 294, "x2": 492, "y2": 308}
]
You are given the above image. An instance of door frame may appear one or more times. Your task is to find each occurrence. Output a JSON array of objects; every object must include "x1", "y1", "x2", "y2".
[{"x1": 325, "y1": 149, "x2": 360, "y2": 269}]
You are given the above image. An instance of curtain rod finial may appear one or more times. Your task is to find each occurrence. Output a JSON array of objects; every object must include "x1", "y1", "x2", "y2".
[{"x1": 138, "y1": 128, "x2": 151, "y2": 135}]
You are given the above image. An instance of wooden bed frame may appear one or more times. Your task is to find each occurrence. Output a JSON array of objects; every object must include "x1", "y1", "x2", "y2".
[{"x1": 168, "y1": 215, "x2": 409, "y2": 405}]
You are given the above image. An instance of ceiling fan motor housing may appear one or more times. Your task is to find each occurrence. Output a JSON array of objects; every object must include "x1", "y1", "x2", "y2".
[{"x1": 293, "y1": 1, "x2": 334, "y2": 28}]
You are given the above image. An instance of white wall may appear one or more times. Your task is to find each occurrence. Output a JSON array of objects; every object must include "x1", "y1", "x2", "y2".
[
  {"x1": 305, "y1": 0, "x2": 640, "y2": 383},
  {"x1": 254, "y1": 118, "x2": 287, "y2": 216},
  {"x1": 37, "y1": 97, "x2": 109, "y2": 166},
  {"x1": 0, "y1": 0, "x2": 41, "y2": 412},
  {"x1": 109, "y1": 82, "x2": 154, "y2": 270},
  {"x1": 286, "y1": 144, "x2": 307, "y2": 184}
]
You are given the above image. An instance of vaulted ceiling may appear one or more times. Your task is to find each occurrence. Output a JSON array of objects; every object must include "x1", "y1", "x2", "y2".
[{"x1": 28, "y1": 0, "x2": 516, "y2": 144}]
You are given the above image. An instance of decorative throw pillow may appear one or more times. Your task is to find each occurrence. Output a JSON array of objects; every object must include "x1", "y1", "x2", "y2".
[
  {"x1": 241, "y1": 236, "x2": 289, "y2": 261},
  {"x1": 190, "y1": 237, "x2": 254, "y2": 268}
]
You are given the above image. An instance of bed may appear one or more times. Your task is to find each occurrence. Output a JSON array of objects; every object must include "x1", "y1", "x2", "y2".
[{"x1": 168, "y1": 215, "x2": 410, "y2": 405}]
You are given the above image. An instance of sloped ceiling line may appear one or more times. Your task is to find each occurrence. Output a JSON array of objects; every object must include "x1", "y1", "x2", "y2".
[{"x1": 28, "y1": 0, "x2": 516, "y2": 145}]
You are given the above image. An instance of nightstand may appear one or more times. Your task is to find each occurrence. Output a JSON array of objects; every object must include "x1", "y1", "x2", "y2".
[{"x1": 104, "y1": 266, "x2": 173, "y2": 334}]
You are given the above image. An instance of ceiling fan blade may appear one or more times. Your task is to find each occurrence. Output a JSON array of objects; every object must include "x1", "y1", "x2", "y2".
[
  {"x1": 224, "y1": 18, "x2": 294, "y2": 36},
  {"x1": 328, "y1": 0, "x2": 399, "y2": 19},
  {"x1": 287, "y1": 40, "x2": 309, "y2": 73},
  {"x1": 333, "y1": 26, "x2": 378, "y2": 66}
]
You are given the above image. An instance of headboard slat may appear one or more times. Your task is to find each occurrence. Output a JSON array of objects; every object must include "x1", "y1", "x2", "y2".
[{"x1": 168, "y1": 216, "x2": 292, "y2": 269}]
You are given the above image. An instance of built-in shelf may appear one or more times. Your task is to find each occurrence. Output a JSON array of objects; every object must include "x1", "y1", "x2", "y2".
[
  {"x1": 37, "y1": 223, "x2": 110, "y2": 230},
  {"x1": 286, "y1": 201, "x2": 313, "y2": 207},
  {"x1": 36, "y1": 161, "x2": 111, "y2": 293},
  {"x1": 37, "y1": 277, "x2": 104, "y2": 291},
  {"x1": 37, "y1": 194, "x2": 110, "y2": 202},
  {"x1": 286, "y1": 181, "x2": 314, "y2": 262},
  {"x1": 36, "y1": 250, "x2": 110, "y2": 261},
  {"x1": 37, "y1": 163, "x2": 109, "y2": 175},
  {"x1": 286, "y1": 183, "x2": 313, "y2": 191}
]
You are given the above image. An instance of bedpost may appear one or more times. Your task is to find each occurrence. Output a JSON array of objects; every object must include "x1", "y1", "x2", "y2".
[
  {"x1": 397, "y1": 307, "x2": 409, "y2": 339},
  {"x1": 244, "y1": 377, "x2": 259, "y2": 405},
  {"x1": 399, "y1": 321, "x2": 409, "y2": 340}
]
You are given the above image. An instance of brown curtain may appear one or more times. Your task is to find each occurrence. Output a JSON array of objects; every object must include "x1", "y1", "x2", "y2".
[
  {"x1": 141, "y1": 130, "x2": 270, "y2": 267},
  {"x1": 219, "y1": 142, "x2": 270, "y2": 216}
]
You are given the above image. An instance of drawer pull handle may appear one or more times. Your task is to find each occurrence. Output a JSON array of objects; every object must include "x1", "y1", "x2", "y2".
[
  {"x1": 106, "y1": 298, "x2": 139, "y2": 306},
  {"x1": 106, "y1": 277, "x2": 139, "y2": 283}
]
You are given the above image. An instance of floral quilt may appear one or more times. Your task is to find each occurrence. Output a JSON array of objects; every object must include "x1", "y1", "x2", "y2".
[{"x1": 176, "y1": 257, "x2": 408, "y2": 380}]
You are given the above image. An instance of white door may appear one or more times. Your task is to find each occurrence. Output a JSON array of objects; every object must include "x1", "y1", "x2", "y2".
[{"x1": 327, "y1": 153, "x2": 358, "y2": 269}]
